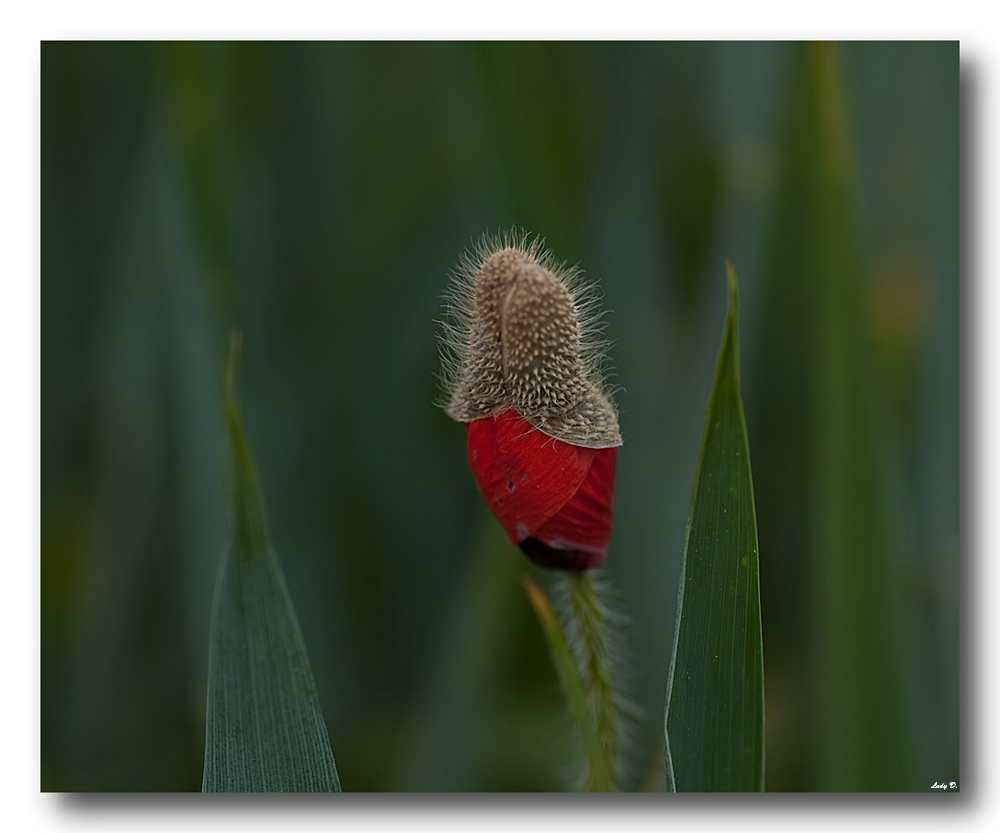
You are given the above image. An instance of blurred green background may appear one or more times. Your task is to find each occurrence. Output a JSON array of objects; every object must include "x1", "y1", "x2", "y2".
[{"x1": 41, "y1": 41, "x2": 958, "y2": 792}]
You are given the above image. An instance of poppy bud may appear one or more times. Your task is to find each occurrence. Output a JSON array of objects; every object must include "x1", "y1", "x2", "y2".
[{"x1": 439, "y1": 232, "x2": 622, "y2": 570}]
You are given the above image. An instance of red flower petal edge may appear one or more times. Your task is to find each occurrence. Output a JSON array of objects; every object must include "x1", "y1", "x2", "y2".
[{"x1": 465, "y1": 409, "x2": 618, "y2": 570}]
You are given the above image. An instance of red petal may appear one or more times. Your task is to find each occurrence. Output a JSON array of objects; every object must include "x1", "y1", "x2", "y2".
[
  {"x1": 533, "y1": 445, "x2": 617, "y2": 563},
  {"x1": 465, "y1": 410, "x2": 617, "y2": 570}
]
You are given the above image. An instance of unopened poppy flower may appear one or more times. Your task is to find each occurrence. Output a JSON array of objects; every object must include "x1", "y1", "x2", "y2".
[{"x1": 439, "y1": 232, "x2": 622, "y2": 570}]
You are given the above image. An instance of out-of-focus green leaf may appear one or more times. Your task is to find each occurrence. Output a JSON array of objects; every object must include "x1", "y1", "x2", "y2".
[
  {"x1": 805, "y1": 42, "x2": 919, "y2": 791},
  {"x1": 390, "y1": 515, "x2": 524, "y2": 791},
  {"x1": 664, "y1": 265, "x2": 764, "y2": 792},
  {"x1": 202, "y1": 335, "x2": 341, "y2": 793}
]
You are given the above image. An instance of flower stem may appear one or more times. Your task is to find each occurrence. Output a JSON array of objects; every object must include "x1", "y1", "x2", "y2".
[
  {"x1": 525, "y1": 571, "x2": 621, "y2": 791},
  {"x1": 562, "y1": 571, "x2": 620, "y2": 791}
]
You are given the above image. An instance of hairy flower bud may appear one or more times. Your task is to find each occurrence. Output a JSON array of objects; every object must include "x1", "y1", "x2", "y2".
[{"x1": 439, "y1": 231, "x2": 622, "y2": 570}]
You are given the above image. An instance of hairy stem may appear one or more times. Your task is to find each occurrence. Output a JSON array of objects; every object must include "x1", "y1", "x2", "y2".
[
  {"x1": 562, "y1": 571, "x2": 620, "y2": 791},
  {"x1": 524, "y1": 576, "x2": 607, "y2": 790},
  {"x1": 525, "y1": 570, "x2": 623, "y2": 791}
]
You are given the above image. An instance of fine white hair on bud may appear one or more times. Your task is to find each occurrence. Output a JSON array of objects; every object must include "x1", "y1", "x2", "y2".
[{"x1": 438, "y1": 229, "x2": 622, "y2": 448}]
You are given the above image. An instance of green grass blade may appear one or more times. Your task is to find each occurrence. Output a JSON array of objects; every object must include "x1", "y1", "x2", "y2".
[
  {"x1": 664, "y1": 265, "x2": 765, "y2": 792},
  {"x1": 202, "y1": 334, "x2": 341, "y2": 793}
]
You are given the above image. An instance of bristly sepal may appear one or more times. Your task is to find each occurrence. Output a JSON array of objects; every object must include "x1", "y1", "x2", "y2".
[{"x1": 438, "y1": 229, "x2": 622, "y2": 449}]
